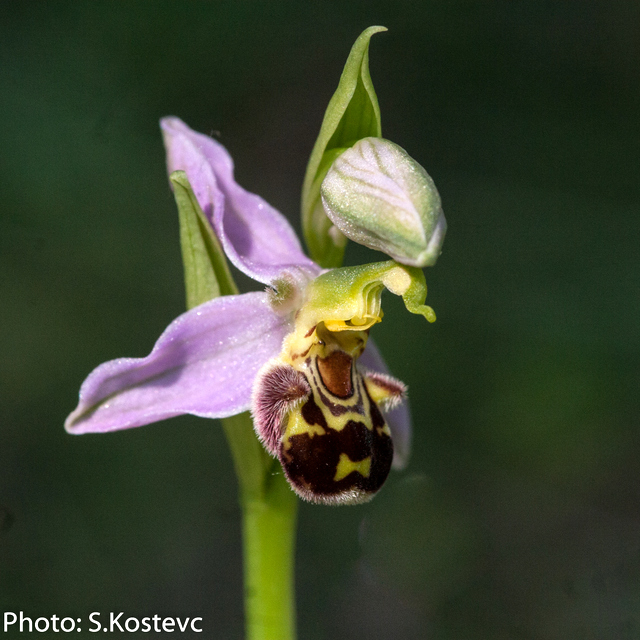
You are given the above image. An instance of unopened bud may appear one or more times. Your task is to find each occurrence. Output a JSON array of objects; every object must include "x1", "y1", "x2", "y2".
[{"x1": 321, "y1": 137, "x2": 446, "y2": 267}]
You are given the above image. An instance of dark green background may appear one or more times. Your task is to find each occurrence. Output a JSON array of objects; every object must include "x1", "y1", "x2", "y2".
[{"x1": 1, "y1": 2, "x2": 639, "y2": 638}]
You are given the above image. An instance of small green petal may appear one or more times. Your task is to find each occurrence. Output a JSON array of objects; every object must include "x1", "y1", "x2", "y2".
[
  {"x1": 301, "y1": 26, "x2": 386, "y2": 268},
  {"x1": 171, "y1": 170, "x2": 238, "y2": 307}
]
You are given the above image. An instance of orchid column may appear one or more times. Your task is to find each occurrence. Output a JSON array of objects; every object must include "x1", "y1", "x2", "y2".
[{"x1": 65, "y1": 27, "x2": 446, "y2": 640}]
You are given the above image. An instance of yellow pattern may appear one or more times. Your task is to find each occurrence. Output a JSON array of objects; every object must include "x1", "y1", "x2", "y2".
[
  {"x1": 333, "y1": 453, "x2": 372, "y2": 481},
  {"x1": 282, "y1": 411, "x2": 326, "y2": 450}
]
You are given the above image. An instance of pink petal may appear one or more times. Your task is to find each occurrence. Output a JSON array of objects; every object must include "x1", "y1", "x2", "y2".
[
  {"x1": 65, "y1": 293, "x2": 290, "y2": 434},
  {"x1": 161, "y1": 117, "x2": 320, "y2": 285}
]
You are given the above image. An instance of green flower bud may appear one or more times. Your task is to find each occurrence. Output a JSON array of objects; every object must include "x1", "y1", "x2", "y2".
[{"x1": 320, "y1": 137, "x2": 447, "y2": 267}]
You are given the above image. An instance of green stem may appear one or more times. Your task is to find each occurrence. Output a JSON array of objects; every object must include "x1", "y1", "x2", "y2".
[
  {"x1": 242, "y1": 472, "x2": 298, "y2": 640},
  {"x1": 222, "y1": 414, "x2": 298, "y2": 640}
]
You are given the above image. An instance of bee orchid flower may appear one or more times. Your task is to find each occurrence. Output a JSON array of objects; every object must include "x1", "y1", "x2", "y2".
[{"x1": 65, "y1": 117, "x2": 435, "y2": 505}]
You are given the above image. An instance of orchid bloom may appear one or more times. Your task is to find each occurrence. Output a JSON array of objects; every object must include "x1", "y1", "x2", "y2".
[{"x1": 65, "y1": 117, "x2": 437, "y2": 505}]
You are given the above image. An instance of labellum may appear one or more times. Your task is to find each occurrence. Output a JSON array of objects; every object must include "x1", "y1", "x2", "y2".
[{"x1": 252, "y1": 323, "x2": 405, "y2": 505}]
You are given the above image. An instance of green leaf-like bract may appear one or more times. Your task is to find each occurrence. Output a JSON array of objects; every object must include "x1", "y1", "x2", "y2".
[
  {"x1": 171, "y1": 170, "x2": 238, "y2": 307},
  {"x1": 301, "y1": 26, "x2": 386, "y2": 268}
]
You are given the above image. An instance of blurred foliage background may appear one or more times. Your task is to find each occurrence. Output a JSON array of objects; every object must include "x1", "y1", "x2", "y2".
[{"x1": 1, "y1": 2, "x2": 639, "y2": 638}]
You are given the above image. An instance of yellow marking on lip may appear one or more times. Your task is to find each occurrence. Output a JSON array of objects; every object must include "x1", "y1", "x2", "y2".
[
  {"x1": 282, "y1": 411, "x2": 326, "y2": 451},
  {"x1": 333, "y1": 453, "x2": 372, "y2": 481},
  {"x1": 376, "y1": 425, "x2": 391, "y2": 437}
]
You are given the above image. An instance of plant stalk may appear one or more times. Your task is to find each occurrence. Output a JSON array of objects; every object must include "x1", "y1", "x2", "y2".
[{"x1": 223, "y1": 414, "x2": 298, "y2": 640}]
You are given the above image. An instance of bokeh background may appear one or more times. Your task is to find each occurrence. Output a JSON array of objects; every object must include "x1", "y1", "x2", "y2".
[{"x1": 1, "y1": 2, "x2": 639, "y2": 638}]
